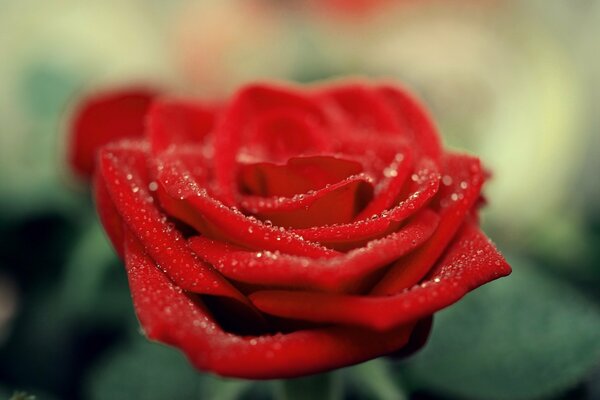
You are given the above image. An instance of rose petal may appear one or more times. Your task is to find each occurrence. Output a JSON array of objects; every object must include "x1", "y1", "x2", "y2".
[
  {"x1": 388, "y1": 316, "x2": 433, "y2": 359},
  {"x1": 249, "y1": 222, "x2": 511, "y2": 331},
  {"x1": 148, "y1": 98, "x2": 219, "y2": 154},
  {"x1": 243, "y1": 108, "x2": 332, "y2": 162},
  {"x1": 371, "y1": 153, "x2": 484, "y2": 295},
  {"x1": 377, "y1": 84, "x2": 442, "y2": 161},
  {"x1": 68, "y1": 87, "x2": 157, "y2": 179},
  {"x1": 189, "y1": 209, "x2": 439, "y2": 293},
  {"x1": 292, "y1": 161, "x2": 440, "y2": 250},
  {"x1": 354, "y1": 150, "x2": 413, "y2": 220},
  {"x1": 238, "y1": 155, "x2": 364, "y2": 197},
  {"x1": 125, "y1": 233, "x2": 415, "y2": 379},
  {"x1": 214, "y1": 84, "x2": 328, "y2": 205},
  {"x1": 153, "y1": 152, "x2": 338, "y2": 258},
  {"x1": 93, "y1": 169, "x2": 126, "y2": 257},
  {"x1": 98, "y1": 141, "x2": 251, "y2": 305},
  {"x1": 240, "y1": 173, "x2": 374, "y2": 229},
  {"x1": 315, "y1": 83, "x2": 401, "y2": 134}
]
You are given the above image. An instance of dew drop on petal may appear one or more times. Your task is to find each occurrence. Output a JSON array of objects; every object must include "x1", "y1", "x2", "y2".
[
  {"x1": 442, "y1": 175, "x2": 453, "y2": 186},
  {"x1": 383, "y1": 167, "x2": 398, "y2": 178}
]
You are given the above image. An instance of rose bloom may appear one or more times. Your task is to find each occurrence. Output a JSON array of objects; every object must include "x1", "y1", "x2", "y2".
[{"x1": 68, "y1": 80, "x2": 510, "y2": 379}]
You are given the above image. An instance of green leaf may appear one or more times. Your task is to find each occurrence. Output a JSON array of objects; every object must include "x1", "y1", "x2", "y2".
[
  {"x1": 346, "y1": 359, "x2": 407, "y2": 400},
  {"x1": 87, "y1": 338, "x2": 255, "y2": 400},
  {"x1": 273, "y1": 372, "x2": 343, "y2": 400},
  {"x1": 402, "y1": 256, "x2": 600, "y2": 400}
]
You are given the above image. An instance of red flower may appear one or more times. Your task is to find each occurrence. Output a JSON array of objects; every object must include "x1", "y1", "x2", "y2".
[{"x1": 69, "y1": 81, "x2": 510, "y2": 379}]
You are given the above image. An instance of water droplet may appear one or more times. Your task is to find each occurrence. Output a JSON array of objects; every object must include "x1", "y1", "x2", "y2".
[{"x1": 383, "y1": 167, "x2": 398, "y2": 178}]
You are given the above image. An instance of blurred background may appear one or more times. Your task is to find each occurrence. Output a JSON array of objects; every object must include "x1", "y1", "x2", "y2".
[{"x1": 1, "y1": 0, "x2": 600, "y2": 399}]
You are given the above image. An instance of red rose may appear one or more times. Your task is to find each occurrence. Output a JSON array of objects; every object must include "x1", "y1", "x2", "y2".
[{"x1": 68, "y1": 81, "x2": 510, "y2": 379}]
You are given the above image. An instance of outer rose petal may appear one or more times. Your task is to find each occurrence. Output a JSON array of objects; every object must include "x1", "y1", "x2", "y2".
[
  {"x1": 249, "y1": 222, "x2": 511, "y2": 331},
  {"x1": 93, "y1": 170, "x2": 125, "y2": 257},
  {"x1": 68, "y1": 87, "x2": 157, "y2": 178},
  {"x1": 98, "y1": 142, "x2": 253, "y2": 308},
  {"x1": 125, "y1": 231, "x2": 415, "y2": 379},
  {"x1": 148, "y1": 99, "x2": 219, "y2": 154}
]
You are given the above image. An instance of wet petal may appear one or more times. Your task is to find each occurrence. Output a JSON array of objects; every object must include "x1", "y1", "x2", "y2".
[
  {"x1": 99, "y1": 141, "x2": 250, "y2": 304},
  {"x1": 371, "y1": 153, "x2": 485, "y2": 295},
  {"x1": 249, "y1": 222, "x2": 511, "y2": 331},
  {"x1": 354, "y1": 150, "x2": 413, "y2": 220},
  {"x1": 292, "y1": 162, "x2": 440, "y2": 250},
  {"x1": 153, "y1": 152, "x2": 338, "y2": 258},
  {"x1": 240, "y1": 173, "x2": 374, "y2": 229},
  {"x1": 189, "y1": 210, "x2": 439, "y2": 293},
  {"x1": 93, "y1": 170, "x2": 125, "y2": 257},
  {"x1": 125, "y1": 234, "x2": 415, "y2": 379}
]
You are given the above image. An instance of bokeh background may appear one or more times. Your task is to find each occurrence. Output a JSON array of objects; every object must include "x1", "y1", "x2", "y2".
[{"x1": 1, "y1": 0, "x2": 600, "y2": 399}]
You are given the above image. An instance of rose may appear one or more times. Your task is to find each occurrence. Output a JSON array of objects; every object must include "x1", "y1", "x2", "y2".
[{"x1": 68, "y1": 80, "x2": 510, "y2": 379}]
